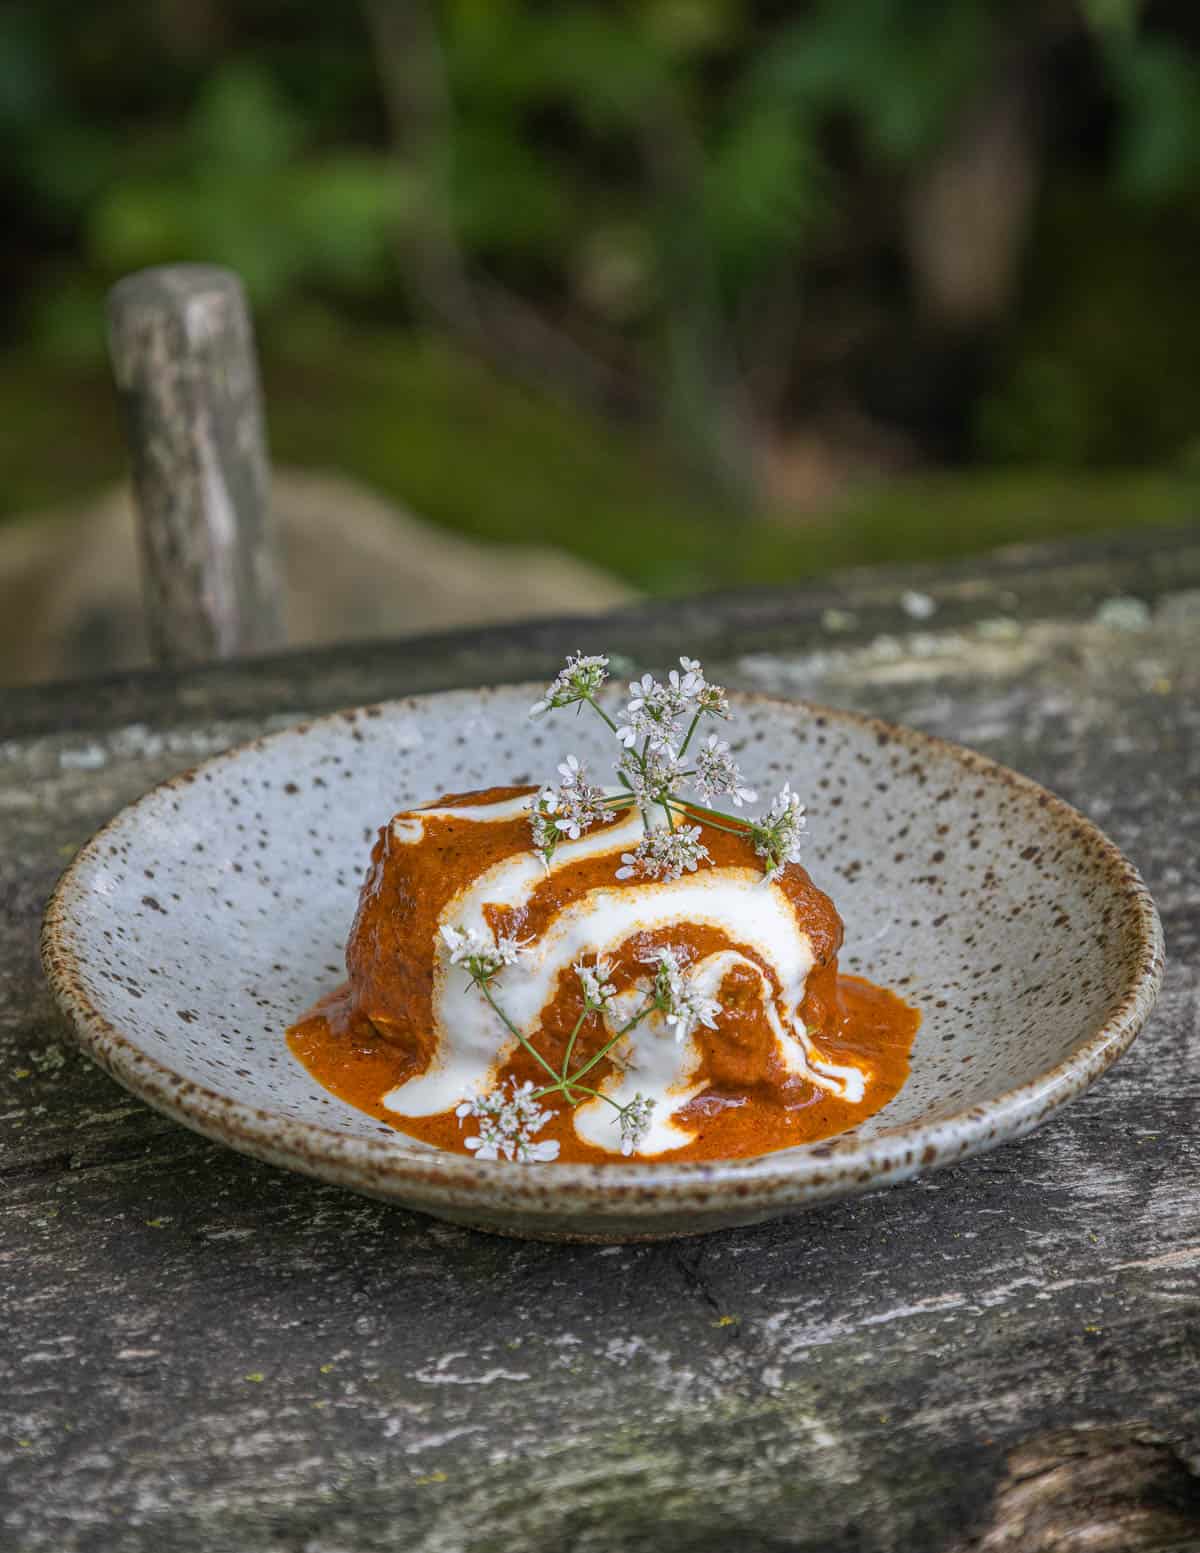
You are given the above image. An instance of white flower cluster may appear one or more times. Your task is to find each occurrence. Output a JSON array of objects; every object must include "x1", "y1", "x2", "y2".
[
  {"x1": 748, "y1": 782, "x2": 807, "y2": 879},
  {"x1": 440, "y1": 923, "x2": 524, "y2": 980},
  {"x1": 550, "y1": 756, "x2": 607, "y2": 838},
  {"x1": 616, "y1": 823, "x2": 710, "y2": 882},
  {"x1": 694, "y1": 734, "x2": 757, "y2": 807},
  {"x1": 526, "y1": 653, "x2": 770, "y2": 867},
  {"x1": 616, "y1": 745, "x2": 683, "y2": 808},
  {"x1": 609, "y1": 660, "x2": 749, "y2": 811},
  {"x1": 616, "y1": 670, "x2": 690, "y2": 751},
  {"x1": 456, "y1": 1079, "x2": 560, "y2": 1163},
  {"x1": 616, "y1": 1093, "x2": 656, "y2": 1156},
  {"x1": 530, "y1": 652, "x2": 610, "y2": 716},
  {"x1": 644, "y1": 946, "x2": 723, "y2": 1042},
  {"x1": 575, "y1": 957, "x2": 616, "y2": 1007},
  {"x1": 528, "y1": 791, "x2": 558, "y2": 858},
  {"x1": 614, "y1": 657, "x2": 727, "y2": 752},
  {"x1": 528, "y1": 756, "x2": 607, "y2": 863}
]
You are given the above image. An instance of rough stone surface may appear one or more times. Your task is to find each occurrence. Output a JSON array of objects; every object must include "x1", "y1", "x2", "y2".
[
  {"x1": 1, "y1": 526, "x2": 1198, "y2": 1551},
  {"x1": 0, "y1": 471, "x2": 635, "y2": 687}
]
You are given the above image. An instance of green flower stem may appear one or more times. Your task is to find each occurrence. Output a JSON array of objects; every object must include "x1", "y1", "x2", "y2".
[
  {"x1": 677, "y1": 711, "x2": 702, "y2": 759},
  {"x1": 477, "y1": 977, "x2": 563, "y2": 1087},
  {"x1": 564, "y1": 999, "x2": 655, "y2": 1091},
  {"x1": 559, "y1": 1004, "x2": 591, "y2": 1080},
  {"x1": 668, "y1": 796, "x2": 750, "y2": 827},
  {"x1": 583, "y1": 694, "x2": 619, "y2": 734},
  {"x1": 480, "y1": 975, "x2": 644, "y2": 1114},
  {"x1": 531, "y1": 1077, "x2": 626, "y2": 1112},
  {"x1": 664, "y1": 798, "x2": 746, "y2": 838}
]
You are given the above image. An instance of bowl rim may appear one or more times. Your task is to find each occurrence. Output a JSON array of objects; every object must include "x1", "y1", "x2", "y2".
[{"x1": 41, "y1": 685, "x2": 1166, "y2": 1212}]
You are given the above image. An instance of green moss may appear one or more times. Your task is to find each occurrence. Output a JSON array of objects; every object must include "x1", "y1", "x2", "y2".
[
  {"x1": 261, "y1": 331, "x2": 1200, "y2": 589},
  {"x1": 1, "y1": 328, "x2": 1196, "y2": 597}
]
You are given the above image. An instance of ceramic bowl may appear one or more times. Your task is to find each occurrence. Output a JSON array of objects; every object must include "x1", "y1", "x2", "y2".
[{"x1": 41, "y1": 687, "x2": 1164, "y2": 1241}]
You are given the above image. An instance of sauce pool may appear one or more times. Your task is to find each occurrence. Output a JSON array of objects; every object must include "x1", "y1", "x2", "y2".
[{"x1": 289, "y1": 972, "x2": 917, "y2": 1163}]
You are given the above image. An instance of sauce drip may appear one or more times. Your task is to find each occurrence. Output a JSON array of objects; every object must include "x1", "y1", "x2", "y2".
[{"x1": 287, "y1": 786, "x2": 919, "y2": 1163}]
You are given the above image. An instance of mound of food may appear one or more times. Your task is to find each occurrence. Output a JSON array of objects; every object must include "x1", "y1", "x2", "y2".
[{"x1": 289, "y1": 655, "x2": 918, "y2": 1163}]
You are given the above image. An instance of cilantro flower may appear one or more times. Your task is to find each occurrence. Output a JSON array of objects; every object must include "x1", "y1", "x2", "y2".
[
  {"x1": 549, "y1": 756, "x2": 606, "y2": 839},
  {"x1": 694, "y1": 734, "x2": 757, "y2": 807},
  {"x1": 616, "y1": 823, "x2": 710, "y2": 882},
  {"x1": 616, "y1": 1093, "x2": 656, "y2": 1156},
  {"x1": 530, "y1": 653, "x2": 610, "y2": 716},
  {"x1": 526, "y1": 758, "x2": 605, "y2": 861},
  {"x1": 643, "y1": 946, "x2": 723, "y2": 1042},
  {"x1": 695, "y1": 682, "x2": 730, "y2": 718},
  {"x1": 456, "y1": 1079, "x2": 560, "y2": 1163},
  {"x1": 748, "y1": 782, "x2": 808, "y2": 879},
  {"x1": 441, "y1": 923, "x2": 525, "y2": 980},
  {"x1": 615, "y1": 673, "x2": 688, "y2": 751},
  {"x1": 528, "y1": 785, "x2": 564, "y2": 863},
  {"x1": 677, "y1": 656, "x2": 729, "y2": 719},
  {"x1": 575, "y1": 957, "x2": 617, "y2": 1007},
  {"x1": 675, "y1": 656, "x2": 706, "y2": 697},
  {"x1": 617, "y1": 745, "x2": 683, "y2": 808}
]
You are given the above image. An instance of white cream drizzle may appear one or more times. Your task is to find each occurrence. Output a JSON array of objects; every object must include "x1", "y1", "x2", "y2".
[
  {"x1": 389, "y1": 791, "x2": 537, "y2": 846},
  {"x1": 379, "y1": 790, "x2": 868, "y2": 1155}
]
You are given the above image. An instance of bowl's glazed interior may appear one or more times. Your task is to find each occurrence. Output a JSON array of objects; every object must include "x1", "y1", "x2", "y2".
[{"x1": 41, "y1": 687, "x2": 1163, "y2": 1241}]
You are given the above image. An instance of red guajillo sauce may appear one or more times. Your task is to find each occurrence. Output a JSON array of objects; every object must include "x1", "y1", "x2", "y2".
[{"x1": 288, "y1": 786, "x2": 920, "y2": 1164}]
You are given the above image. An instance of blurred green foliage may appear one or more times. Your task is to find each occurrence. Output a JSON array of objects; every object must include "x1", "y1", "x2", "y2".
[
  {"x1": 5, "y1": 4, "x2": 1197, "y2": 342},
  {"x1": 2, "y1": 0, "x2": 1199, "y2": 570},
  {"x1": 89, "y1": 64, "x2": 410, "y2": 305}
]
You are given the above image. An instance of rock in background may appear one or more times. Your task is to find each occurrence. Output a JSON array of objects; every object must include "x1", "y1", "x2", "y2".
[{"x1": 0, "y1": 470, "x2": 636, "y2": 686}]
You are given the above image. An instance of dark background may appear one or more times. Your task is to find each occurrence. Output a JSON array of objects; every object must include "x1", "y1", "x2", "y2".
[{"x1": 2, "y1": 0, "x2": 1199, "y2": 600}]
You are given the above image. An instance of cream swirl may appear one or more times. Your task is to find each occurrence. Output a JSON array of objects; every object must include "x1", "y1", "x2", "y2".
[{"x1": 380, "y1": 791, "x2": 866, "y2": 1155}]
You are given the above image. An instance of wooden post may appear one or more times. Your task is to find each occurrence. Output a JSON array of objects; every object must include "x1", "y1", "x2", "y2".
[{"x1": 106, "y1": 264, "x2": 285, "y2": 665}]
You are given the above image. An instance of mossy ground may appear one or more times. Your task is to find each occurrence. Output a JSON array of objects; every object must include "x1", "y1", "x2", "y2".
[{"x1": 2, "y1": 328, "x2": 1196, "y2": 596}]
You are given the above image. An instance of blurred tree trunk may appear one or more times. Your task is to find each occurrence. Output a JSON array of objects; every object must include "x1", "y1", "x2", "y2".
[
  {"x1": 904, "y1": 53, "x2": 1041, "y2": 327},
  {"x1": 363, "y1": 0, "x2": 640, "y2": 418},
  {"x1": 641, "y1": 96, "x2": 762, "y2": 515},
  {"x1": 362, "y1": 0, "x2": 761, "y2": 516}
]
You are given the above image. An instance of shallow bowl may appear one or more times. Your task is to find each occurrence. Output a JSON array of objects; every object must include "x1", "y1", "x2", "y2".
[{"x1": 41, "y1": 687, "x2": 1164, "y2": 1241}]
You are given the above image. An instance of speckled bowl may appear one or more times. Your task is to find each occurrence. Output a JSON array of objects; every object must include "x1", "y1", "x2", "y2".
[{"x1": 41, "y1": 687, "x2": 1164, "y2": 1241}]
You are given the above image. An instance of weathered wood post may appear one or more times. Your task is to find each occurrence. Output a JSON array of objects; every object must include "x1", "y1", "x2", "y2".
[{"x1": 106, "y1": 264, "x2": 285, "y2": 665}]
